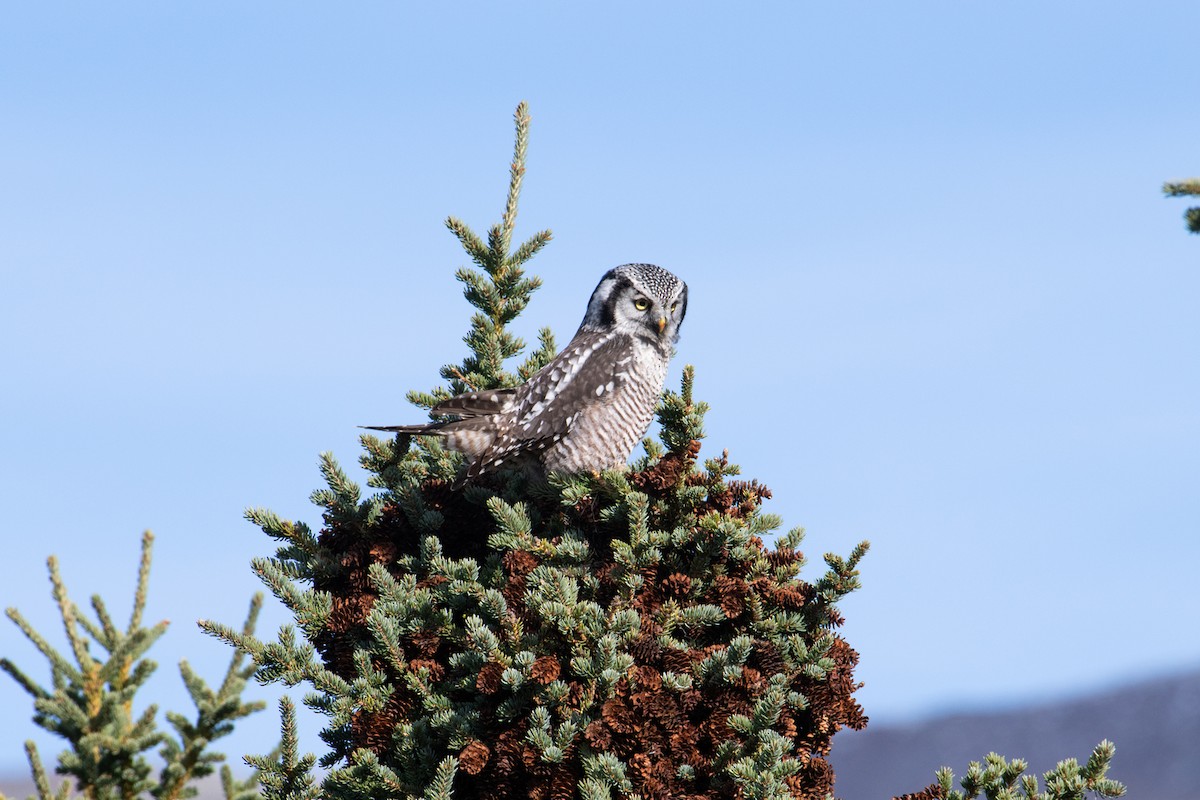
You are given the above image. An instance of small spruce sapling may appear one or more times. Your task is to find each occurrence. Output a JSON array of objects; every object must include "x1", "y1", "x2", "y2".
[{"x1": 1, "y1": 531, "x2": 266, "y2": 800}]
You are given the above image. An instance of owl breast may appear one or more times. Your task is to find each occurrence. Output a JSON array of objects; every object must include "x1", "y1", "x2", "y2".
[{"x1": 539, "y1": 336, "x2": 669, "y2": 474}]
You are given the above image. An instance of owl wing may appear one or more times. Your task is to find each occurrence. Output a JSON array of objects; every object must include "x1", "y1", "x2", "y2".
[
  {"x1": 465, "y1": 331, "x2": 634, "y2": 479},
  {"x1": 512, "y1": 330, "x2": 633, "y2": 435}
]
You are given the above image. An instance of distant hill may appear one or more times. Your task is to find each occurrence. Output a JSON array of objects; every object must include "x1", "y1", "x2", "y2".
[
  {"x1": 830, "y1": 667, "x2": 1200, "y2": 800},
  {"x1": 3, "y1": 668, "x2": 1196, "y2": 799}
]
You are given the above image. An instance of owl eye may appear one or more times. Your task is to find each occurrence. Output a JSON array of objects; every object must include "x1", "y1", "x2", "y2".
[
  {"x1": 671, "y1": 301, "x2": 678, "y2": 312},
  {"x1": 633, "y1": 298, "x2": 650, "y2": 311}
]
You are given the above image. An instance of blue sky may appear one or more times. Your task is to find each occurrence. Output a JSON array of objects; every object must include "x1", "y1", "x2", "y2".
[{"x1": 2, "y1": 1, "x2": 1197, "y2": 775}]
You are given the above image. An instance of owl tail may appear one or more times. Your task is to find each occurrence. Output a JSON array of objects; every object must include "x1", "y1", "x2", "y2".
[{"x1": 359, "y1": 422, "x2": 449, "y2": 435}]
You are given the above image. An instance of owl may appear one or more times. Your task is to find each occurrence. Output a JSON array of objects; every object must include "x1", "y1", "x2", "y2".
[{"x1": 366, "y1": 263, "x2": 688, "y2": 488}]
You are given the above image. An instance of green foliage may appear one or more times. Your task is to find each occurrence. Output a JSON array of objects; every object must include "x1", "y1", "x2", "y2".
[
  {"x1": 1, "y1": 531, "x2": 266, "y2": 800},
  {"x1": 1163, "y1": 177, "x2": 1200, "y2": 233},
  {"x1": 245, "y1": 698, "x2": 320, "y2": 800},
  {"x1": 209, "y1": 366, "x2": 872, "y2": 799},
  {"x1": 906, "y1": 740, "x2": 1125, "y2": 800}
]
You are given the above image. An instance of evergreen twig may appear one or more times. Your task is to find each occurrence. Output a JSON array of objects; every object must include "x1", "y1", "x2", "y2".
[
  {"x1": 244, "y1": 697, "x2": 319, "y2": 800},
  {"x1": 921, "y1": 740, "x2": 1126, "y2": 800},
  {"x1": 1163, "y1": 177, "x2": 1200, "y2": 233}
]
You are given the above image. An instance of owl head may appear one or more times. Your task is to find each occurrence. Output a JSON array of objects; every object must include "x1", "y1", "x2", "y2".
[{"x1": 579, "y1": 263, "x2": 688, "y2": 345}]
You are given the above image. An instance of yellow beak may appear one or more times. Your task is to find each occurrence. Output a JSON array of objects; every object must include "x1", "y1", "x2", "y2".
[{"x1": 657, "y1": 317, "x2": 667, "y2": 334}]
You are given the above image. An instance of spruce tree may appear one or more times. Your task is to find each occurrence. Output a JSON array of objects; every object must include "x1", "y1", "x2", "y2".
[
  {"x1": 1163, "y1": 177, "x2": 1200, "y2": 233},
  {"x1": 200, "y1": 103, "x2": 867, "y2": 799}
]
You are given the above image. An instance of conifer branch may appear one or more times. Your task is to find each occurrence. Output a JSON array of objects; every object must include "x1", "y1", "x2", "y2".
[
  {"x1": 47, "y1": 556, "x2": 92, "y2": 676},
  {"x1": 23, "y1": 741, "x2": 63, "y2": 800},
  {"x1": 657, "y1": 364, "x2": 710, "y2": 454},
  {"x1": 245, "y1": 697, "x2": 319, "y2": 800},
  {"x1": 926, "y1": 741, "x2": 1125, "y2": 800},
  {"x1": 90, "y1": 595, "x2": 118, "y2": 644},
  {"x1": 2, "y1": 609, "x2": 77, "y2": 687},
  {"x1": 1163, "y1": 177, "x2": 1200, "y2": 233},
  {"x1": 221, "y1": 763, "x2": 265, "y2": 800},
  {"x1": 506, "y1": 229, "x2": 552, "y2": 269},
  {"x1": 130, "y1": 531, "x2": 154, "y2": 633},
  {"x1": 1163, "y1": 178, "x2": 1200, "y2": 196},
  {"x1": 498, "y1": 102, "x2": 530, "y2": 257},
  {"x1": 245, "y1": 509, "x2": 338, "y2": 582},
  {"x1": 423, "y1": 756, "x2": 459, "y2": 800},
  {"x1": 445, "y1": 217, "x2": 490, "y2": 270}
]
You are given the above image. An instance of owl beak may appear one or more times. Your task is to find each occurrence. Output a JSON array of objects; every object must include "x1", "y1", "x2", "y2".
[{"x1": 656, "y1": 317, "x2": 667, "y2": 335}]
